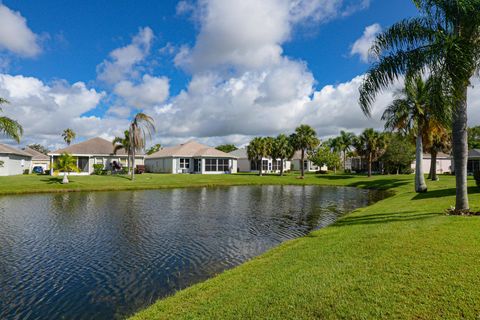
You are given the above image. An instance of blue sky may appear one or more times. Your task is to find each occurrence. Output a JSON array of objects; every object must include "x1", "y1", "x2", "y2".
[{"x1": 4, "y1": 0, "x2": 477, "y2": 149}]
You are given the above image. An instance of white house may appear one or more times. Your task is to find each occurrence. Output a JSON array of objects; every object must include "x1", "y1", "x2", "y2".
[
  {"x1": 229, "y1": 148, "x2": 291, "y2": 173},
  {"x1": 467, "y1": 149, "x2": 480, "y2": 174},
  {"x1": 145, "y1": 140, "x2": 237, "y2": 174},
  {"x1": 291, "y1": 150, "x2": 321, "y2": 172},
  {"x1": 49, "y1": 137, "x2": 144, "y2": 175},
  {"x1": 23, "y1": 147, "x2": 50, "y2": 172},
  {"x1": 411, "y1": 152, "x2": 452, "y2": 174},
  {"x1": 0, "y1": 144, "x2": 32, "y2": 176}
]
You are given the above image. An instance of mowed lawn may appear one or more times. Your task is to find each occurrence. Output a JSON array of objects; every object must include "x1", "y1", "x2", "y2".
[{"x1": 1, "y1": 173, "x2": 479, "y2": 319}]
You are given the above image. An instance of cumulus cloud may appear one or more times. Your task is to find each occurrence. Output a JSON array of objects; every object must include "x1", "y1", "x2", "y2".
[
  {"x1": 350, "y1": 23, "x2": 382, "y2": 63},
  {"x1": 0, "y1": 4, "x2": 41, "y2": 57},
  {"x1": 96, "y1": 27, "x2": 154, "y2": 84},
  {"x1": 114, "y1": 75, "x2": 170, "y2": 108}
]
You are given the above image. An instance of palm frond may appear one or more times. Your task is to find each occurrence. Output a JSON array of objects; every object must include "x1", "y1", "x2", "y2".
[{"x1": 0, "y1": 116, "x2": 23, "y2": 143}]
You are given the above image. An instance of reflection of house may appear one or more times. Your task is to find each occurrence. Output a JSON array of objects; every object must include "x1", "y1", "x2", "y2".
[
  {"x1": 0, "y1": 144, "x2": 32, "y2": 176},
  {"x1": 291, "y1": 150, "x2": 320, "y2": 172},
  {"x1": 229, "y1": 148, "x2": 291, "y2": 173},
  {"x1": 48, "y1": 137, "x2": 144, "y2": 175},
  {"x1": 23, "y1": 147, "x2": 50, "y2": 171},
  {"x1": 467, "y1": 149, "x2": 480, "y2": 173},
  {"x1": 145, "y1": 141, "x2": 237, "y2": 174},
  {"x1": 411, "y1": 153, "x2": 452, "y2": 174}
]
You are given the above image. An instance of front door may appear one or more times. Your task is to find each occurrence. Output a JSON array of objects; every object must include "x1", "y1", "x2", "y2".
[{"x1": 194, "y1": 159, "x2": 201, "y2": 173}]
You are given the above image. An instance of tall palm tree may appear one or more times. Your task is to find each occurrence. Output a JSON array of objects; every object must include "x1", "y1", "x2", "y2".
[
  {"x1": 54, "y1": 152, "x2": 79, "y2": 184},
  {"x1": 271, "y1": 134, "x2": 294, "y2": 176},
  {"x1": 290, "y1": 124, "x2": 319, "y2": 179},
  {"x1": 0, "y1": 98, "x2": 23, "y2": 143},
  {"x1": 338, "y1": 131, "x2": 356, "y2": 171},
  {"x1": 62, "y1": 128, "x2": 76, "y2": 146},
  {"x1": 354, "y1": 129, "x2": 388, "y2": 178},
  {"x1": 381, "y1": 76, "x2": 449, "y2": 192},
  {"x1": 129, "y1": 113, "x2": 155, "y2": 181},
  {"x1": 358, "y1": 0, "x2": 480, "y2": 210},
  {"x1": 423, "y1": 127, "x2": 451, "y2": 181},
  {"x1": 113, "y1": 130, "x2": 131, "y2": 174},
  {"x1": 247, "y1": 137, "x2": 270, "y2": 176}
]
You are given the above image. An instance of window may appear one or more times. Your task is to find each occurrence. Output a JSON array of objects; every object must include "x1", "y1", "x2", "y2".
[
  {"x1": 218, "y1": 159, "x2": 229, "y2": 172},
  {"x1": 251, "y1": 160, "x2": 258, "y2": 171},
  {"x1": 272, "y1": 160, "x2": 282, "y2": 171},
  {"x1": 205, "y1": 159, "x2": 217, "y2": 172},
  {"x1": 194, "y1": 159, "x2": 201, "y2": 172},
  {"x1": 180, "y1": 158, "x2": 190, "y2": 169},
  {"x1": 205, "y1": 159, "x2": 230, "y2": 172},
  {"x1": 262, "y1": 160, "x2": 269, "y2": 172}
]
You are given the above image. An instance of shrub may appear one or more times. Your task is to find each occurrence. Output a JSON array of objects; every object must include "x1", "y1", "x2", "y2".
[
  {"x1": 93, "y1": 164, "x2": 104, "y2": 175},
  {"x1": 23, "y1": 169, "x2": 30, "y2": 175}
]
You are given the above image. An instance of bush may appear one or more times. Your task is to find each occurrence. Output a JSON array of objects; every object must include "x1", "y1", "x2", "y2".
[
  {"x1": 93, "y1": 164, "x2": 104, "y2": 175},
  {"x1": 474, "y1": 169, "x2": 480, "y2": 187},
  {"x1": 23, "y1": 169, "x2": 30, "y2": 175}
]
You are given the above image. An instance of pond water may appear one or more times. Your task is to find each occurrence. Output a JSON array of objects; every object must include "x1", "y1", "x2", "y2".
[{"x1": 0, "y1": 185, "x2": 387, "y2": 319}]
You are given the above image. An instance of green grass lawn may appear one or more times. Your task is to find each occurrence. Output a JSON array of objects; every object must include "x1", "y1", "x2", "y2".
[{"x1": 1, "y1": 173, "x2": 479, "y2": 319}]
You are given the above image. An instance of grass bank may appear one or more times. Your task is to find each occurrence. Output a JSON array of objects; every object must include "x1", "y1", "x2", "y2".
[{"x1": 127, "y1": 174, "x2": 480, "y2": 319}]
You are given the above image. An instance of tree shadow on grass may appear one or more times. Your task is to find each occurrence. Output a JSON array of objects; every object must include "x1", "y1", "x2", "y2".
[
  {"x1": 315, "y1": 175, "x2": 358, "y2": 180},
  {"x1": 40, "y1": 177, "x2": 64, "y2": 185},
  {"x1": 412, "y1": 186, "x2": 480, "y2": 200},
  {"x1": 334, "y1": 211, "x2": 441, "y2": 227},
  {"x1": 347, "y1": 179, "x2": 410, "y2": 190}
]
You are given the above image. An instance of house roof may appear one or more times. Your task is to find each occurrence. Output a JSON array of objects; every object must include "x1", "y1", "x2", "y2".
[
  {"x1": 229, "y1": 148, "x2": 248, "y2": 158},
  {"x1": 0, "y1": 144, "x2": 32, "y2": 157},
  {"x1": 469, "y1": 149, "x2": 480, "y2": 158},
  {"x1": 147, "y1": 140, "x2": 237, "y2": 159},
  {"x1": 423, "y1": 152, "x2": 451, "y2": 159},
  {"x1": 23, "y1": 147, "x2": 50, "y2": 160},
  {"x1": 49, "y1": 137, "x2": 142, "y2": 156}
]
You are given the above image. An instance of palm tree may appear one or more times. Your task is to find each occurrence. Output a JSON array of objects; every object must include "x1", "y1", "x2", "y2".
[
  {"x1": 247, "y1": 137, "x2": 270, "y2": 176},
  {"x1": 381, "y1": 76, "x2": 449, "y2": 192},
  {"x1": 62, "y1": 128, "x2": 76, "y2": 146},
  {"x1": 358, "y1": 0, "x2": 480, "y2": 210},
  {"x1": 354, "y1": 129, "x2": 388, "y2": 178},
  {"x1": 129, "y1": 113, "x2": 155, "y2": 181},
  {"x1": 54, "y1": 152, "x2": 79, "y2": 184},
  {"x1": 338, "y1": 131, "x2": 356, "y2": 171},
  {"x1": 271, "y1": 134, "x2": 294, "y2": 176},
  {"x1": 113, "y1": 130, "x2": 131, "y2": 174},
  {"x1": 0, "y1": 98, "x2": 23, "y2": 143},
  {"x1": 424, "y1": 127, "x2": 451, "y2": 181},
  {"x1": 326, "y1": 137, "x2": 342, "y2": 173},
  {"x1": 290, "y1": 124, "x2": 319, "y2": 178}
]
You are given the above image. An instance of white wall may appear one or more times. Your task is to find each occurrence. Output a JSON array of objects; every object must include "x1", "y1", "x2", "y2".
[
  {"x1": 411, "y1": 157, "x2": 452, "y2": 174},
  {"x1": 0, "y1": 154, "x2": 32, "y2": 176}
]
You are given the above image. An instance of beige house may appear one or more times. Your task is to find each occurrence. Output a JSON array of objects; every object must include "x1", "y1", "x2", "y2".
[
  {"x1": 145, "y1": 140, "x2": 237, "y2": 174},
  {"x1": 229, "y1": 148, "x2": 291, "y2": 173},
  {"x1": 0, "y1": 144, "x2": 32, "y2": 176},
  {"x1": 291, "y1": 150, "x2": 321, "y2": 172},
  {"x1": 411, "y1": 153, "x2": 452, "y2": 174},
  {"x1": 48, "y1": 137, "x2": 144, "y2": 175},
  {"x1": 23, "y1": 147, "x2": 50, "y2": 172}
]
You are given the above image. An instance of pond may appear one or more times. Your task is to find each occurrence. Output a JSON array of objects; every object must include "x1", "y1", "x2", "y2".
[{"x1": 0, "y1": 185, "x2": 387, "y2": 319}]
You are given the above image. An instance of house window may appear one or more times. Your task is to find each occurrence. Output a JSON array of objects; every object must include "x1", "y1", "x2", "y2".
[
  {"x1": 218, "y1": 159, "x2": 229, "y2": 172},
  {"x1": 205, "y1": 159, "x2": 229, "y2": 172},
  {"x1": 303, "y1": 160, "x2": 309, "y2": 169},
  {"x1": 262, "y1": 160, "x2": 269, "y2": 171},
  {"x1": 205, "y1": 159, "x2": 217, "y2": 172},
  {"x1": 251, "y1": 160, "x2": 258, "y2": 171},
  {"x1": 194, "y1": 159, "x2": 201, "y2": 172},
  {"x1": 272, "y1": 160, "x2": 281, "y2": 171},
  {"x1": 180, "y1": 158, "x2": 190, "y2": 169}
]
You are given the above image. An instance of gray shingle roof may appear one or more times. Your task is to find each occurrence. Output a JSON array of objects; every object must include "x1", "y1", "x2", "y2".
[
  {"x1": 469, "y1": 149, "x2": 480, "y2": 158},
  {"x1": 147, "y1": 140, "x2": 237, "y2": 159},
  {"x1": 23, "y1": 147, "x2": 49, "y2": 160},
  {"x1": 0, "y1": 144, "x2": 32, "y2": 157},
  {"x1": 49, "y1": 137, "x2": 143, "y2": 156},
  {"x1": 229, "y1": 148, "x2": 247, "y2": 158}
]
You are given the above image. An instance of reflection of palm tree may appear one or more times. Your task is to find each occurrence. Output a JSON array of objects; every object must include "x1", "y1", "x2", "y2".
[
  {"x1": 358, "y1": 1, "x2": 480, "y2": 210},
  {"x1": 129, "y1": 113, "x2": 155, "y2": 181},
  {"x1": 0, "y1": 98, "x2": 23, "y2": 143}
]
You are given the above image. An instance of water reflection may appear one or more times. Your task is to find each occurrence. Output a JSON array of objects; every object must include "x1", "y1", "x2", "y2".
[{"x1": 0, "y1": 186, "x2": 387, "y2": 320}]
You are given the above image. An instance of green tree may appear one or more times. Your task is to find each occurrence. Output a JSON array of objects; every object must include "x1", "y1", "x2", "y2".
[
  {"x1": 247, "y1": 137, "x2": 271, "y2": 176},
  {"x1": 310, "y1": 144, "x2": 341, "y2": 172},
  {"x1": 290, "y1": 124, "x2": 320, "y2": 178},
  {"x1": 354, "y1": 129, "x2": 388, "y2": 178},
  {"x1": 380, "y1": 133, "x2": 415, "y2": 174},
  {"x1": 0, "y1": 98, "x2": 23, "y2": 143},
  {"x1": 467, "y1": 126, "x2": 480, "y2": 149},
  {"x1": 270, "y1": 134, "x2": 294, "y2": 176},
  {"x1": 215, "y1": 144, "x2": 238, "y2": 153},
  {"x1": 358, "y1": 0, "x2": 480, "y2": 210},
  {"x1": 113, "y1": 130, "x2": 132, "y2": 174},
  {"x1": 27, "y1": 143, "x2": 50, "y2": 155},
  {"x1": 146, "y1": 143, "x2": 162, "y2": 155},
  {"x1": 129, "y1": 113, "x2": 156, "y2": 180},
  {"x1": 62, "y1": 128, "x2": 76, "y2": 146},
  {"x1": 337, "y1": 131, "x2": 356, "y2": 171},
  {"x1": 54, "y1": 152, "x2": 79, "y2": 184},
  {"x1": 423, "y1": 127, "x2": 452, "y2": 181}
]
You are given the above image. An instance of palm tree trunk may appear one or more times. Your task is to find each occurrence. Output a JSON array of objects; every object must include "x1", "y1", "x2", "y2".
[
  {"x1": 452, "y1": 86, "x2": 469, "y2": 211},
  {"x1": 415, "y1": 133, "x2": 427, "y2": 193},
  {"x1": 127, "y1": 150, "x2": 131, "y2": 175},
  {"x1": 62, "y1": 172, "x2": 69, "y2": 184},
  {"x1": 258, "y1": 159, "x2": 262, "y2": 176},
  {"x1": 429, "y1": 150, "x2": 438, "y2": 181},
  {"x1": 300, "y1": 149, "x2": 305, "y2": 178},
  {"x1": 368, "y1": 154, "x2": 372, "y2": 177}
]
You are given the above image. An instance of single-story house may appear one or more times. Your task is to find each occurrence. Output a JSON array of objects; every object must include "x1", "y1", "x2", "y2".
[
  {"x1": 229, "y1": 148, "x2": 291, "y2": 173},
  {"x1": 467, "y1": 149, "x2": 480, "y2": 174},
  {"x1": 23, "y1": 147, "x2": 50, "y2": 172},
  {"x1": 0, "y1": 144, "x2": 32, "y2": 176},
  {"x1": 411, "y1": 152, "x2": 452, "y2": 174},
  {"x1": 145, "y1": 140, "x2": 237, "y2": 174},
  {"x1": 291, "y1": 150, "x2": 321, "y2": 172},
  {"x1": 48, "y1": 137, "x2": 144, "y2": 175}
]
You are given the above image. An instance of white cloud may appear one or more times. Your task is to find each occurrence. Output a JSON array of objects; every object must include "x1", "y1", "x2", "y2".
[
  {"x1": 114, "y1": 75, "x2": 170, "y2": 108},
  {"x1": 96, "y1": 27, "x2": 154, "y2": 84},
  {"x1": 350, "y1": 23, "x2": 382, "y2": 63},
  {"x1": 0, "y1": 4, "x2": 41, "y2": 57}
]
